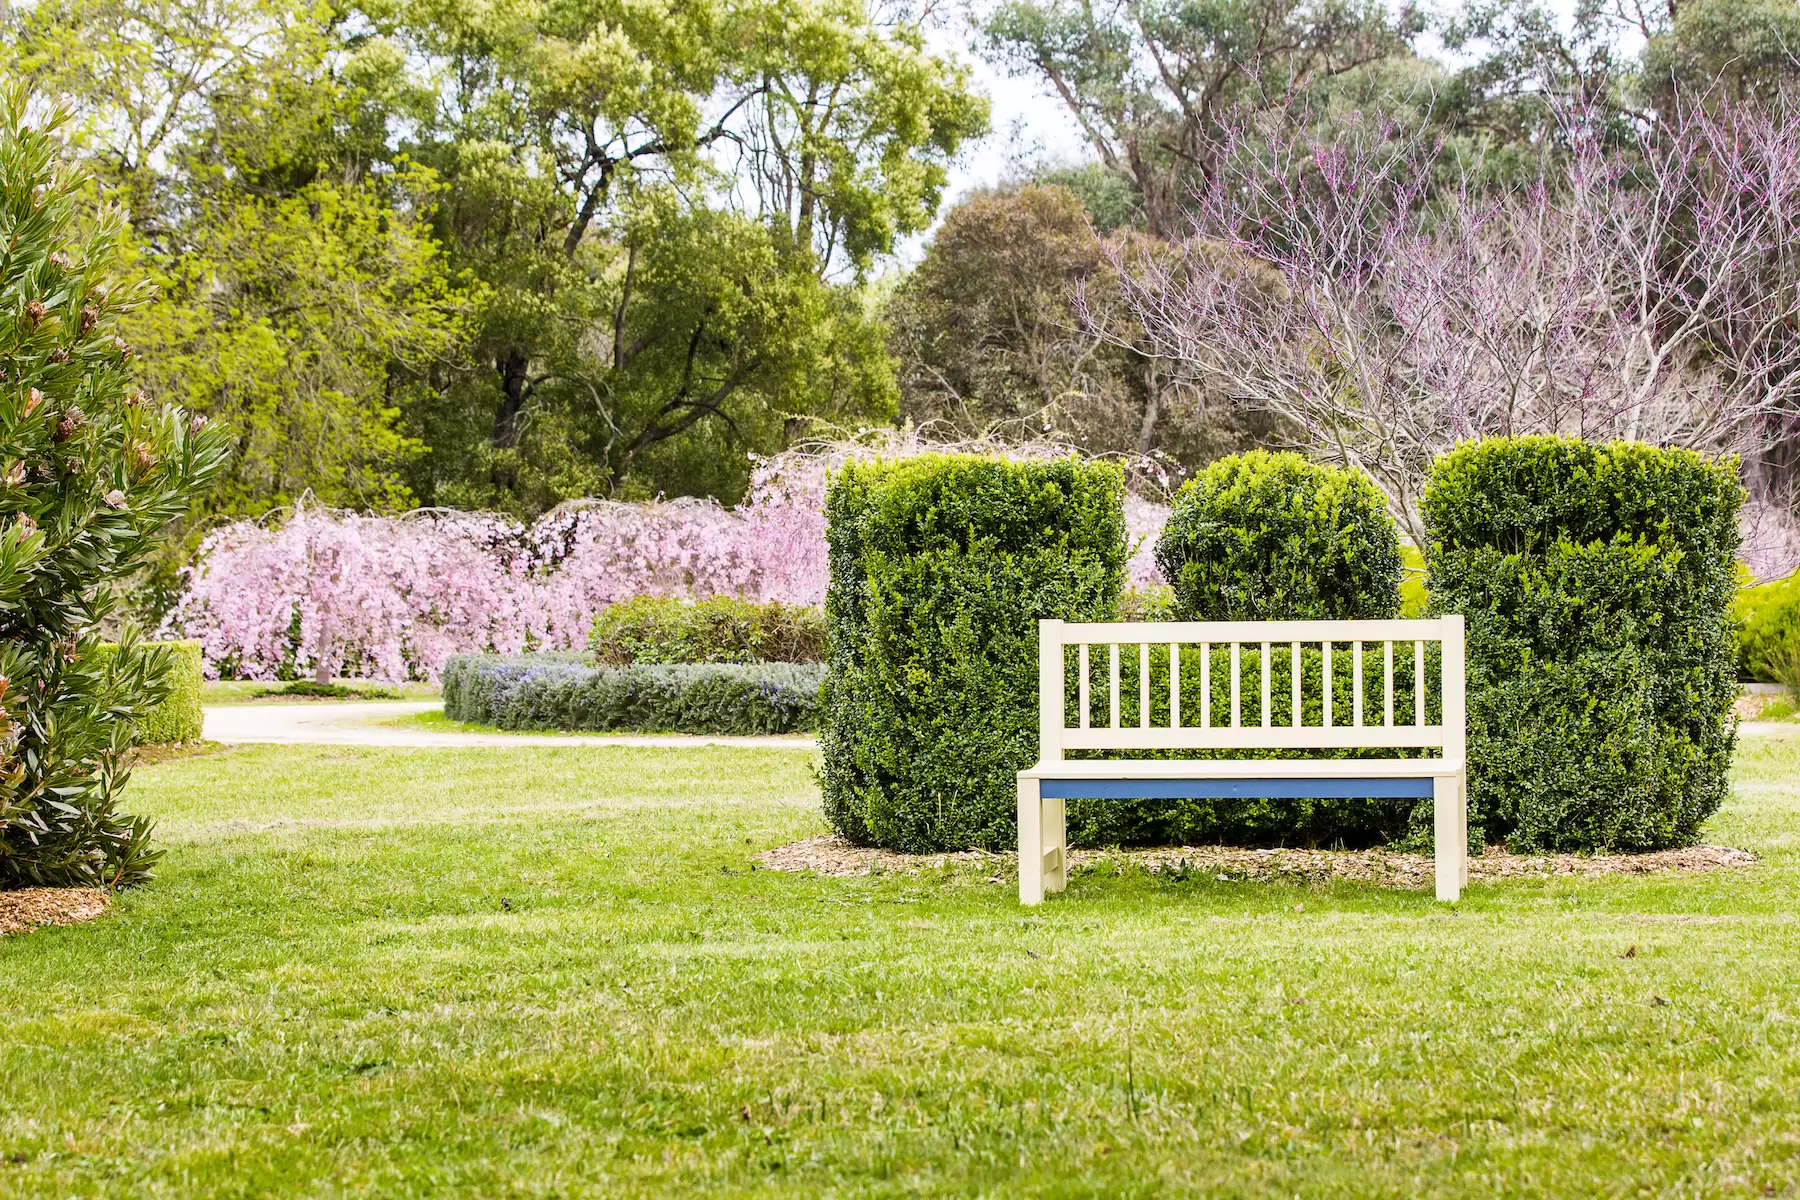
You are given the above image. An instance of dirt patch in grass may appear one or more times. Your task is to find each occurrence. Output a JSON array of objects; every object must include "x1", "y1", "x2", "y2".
[
  {"x1": 127, "y1": 740, "x2": 230, "y2": 767},
  {"x1": 757, "y1": 835, "x2": 1757, "y2": 889},
  {"x1": 0, "y1": 887, "x2": 110, "y2": 937}
]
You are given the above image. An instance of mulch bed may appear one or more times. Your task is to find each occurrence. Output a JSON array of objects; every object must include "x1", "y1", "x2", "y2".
[
  {"x1": 757, "y1": 835, "x2": 1756, "y2": 889},
  {"x1": 0, "y1": 888, "x2": 111, "y2": 937}
]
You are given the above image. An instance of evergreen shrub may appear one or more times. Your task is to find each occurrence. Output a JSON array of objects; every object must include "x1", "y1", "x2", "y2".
[
  {"x1": 1155, "y1": 450, "x2": 1402, "y2": 621},
  {"x1": 1086, "y1": 452, "x2": 1413, "y2": 848},
  {"x1": 1424, "y1": 436, "x2": 1743, "y2": 853},
  {"x1": 0, "y1": 90, "x2": 229, "y2": 888},
  {"x1": 441, "y1": 654, "x2": 824, "y2": 734},
  {"x1": 90, "y1": 641, "x2": 204, "y2": 743},
  {"x1": 1734, "y1": 576, "x2": 1800, "y2": 690},
  {"x1": 589, "y1": 595, "x2": 825, "y2": 665},
  {"x1": 1063, "y1": 641, "x2": 1435, "y2": 848},
  {"x1": 821, "y1": 455, "x2": 1126, "y2": 853}
]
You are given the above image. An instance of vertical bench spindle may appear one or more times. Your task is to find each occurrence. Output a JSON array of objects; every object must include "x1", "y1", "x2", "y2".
[
  {"x1": 1200, "y1": 642, "x2": 1211, "y2": 728},
  {"x1": 1230, "y1": 643, "x2": 1242, "y2": 728},
  {"x1": 1322, "y1": 640, "x2": 1333, "y2": 728},
  {"x1": 1383, "y1": 640, "x2": 1394, "y2": 727},
  {"x1": 1169, "y1": 642, "x2": 1181, "y2": 728},
  {"x1": 1109, "y1": 643, "x2": 1120, "y2": 730},
  {"x1": 1139, "y1": 643, "x2": 1150, "y2": 729},
  {"x1": 1078, "y1": 643, "x2": 1090, "y2": 730}
]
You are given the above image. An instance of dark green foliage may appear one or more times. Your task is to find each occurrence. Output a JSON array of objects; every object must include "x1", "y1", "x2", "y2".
[
  {"x1": 1734, "y1": 576, "x2": 1800, "y2": 688},
  {"x1": 441, "y1": 655, "x2": 825, "y2": 735},
  {"x1": 589, "y1": 595, "x2": 826, "y2": 665},
  {"x1": 90, "y1": 641, "x2": 204, "y2": 742},
  {"x1": 1424, "y1": 436, "x2": 1743, "y2": 853},
  {"x1": 1064, "y1": 642, "x2": 1438, "y2": 848},
  {"x1": 1155, "y1": 451, "x2": 1403, "y2": 621},
  {"x1": 0, "y1": 90, "x2": 231, "y2": 889},
  {"x1": 250, "y1": 681, "x2": 400, "y2": 700},
  {"x1": 821, "y1": 454, "x2": 1127, "y2": 853}
]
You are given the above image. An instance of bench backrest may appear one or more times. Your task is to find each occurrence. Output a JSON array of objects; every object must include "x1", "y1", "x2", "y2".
[{"x1": 1036, "y1": 616, "x2": 1465, "y2": 763}]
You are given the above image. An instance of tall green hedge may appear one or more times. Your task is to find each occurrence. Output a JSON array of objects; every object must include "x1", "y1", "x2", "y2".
[
  {"x1": 821, "y1": 455, "x2": 1127, "y2": 853},
  {"x1": 90, "y1": 640, "x2": 205, "y2": 744},
  {"x1": 1424, "y1": 436, "x2": 1743, "y2": 852},
  {"x1": 1155, "y1": 450, "x2": 1402, "y2": 621}
]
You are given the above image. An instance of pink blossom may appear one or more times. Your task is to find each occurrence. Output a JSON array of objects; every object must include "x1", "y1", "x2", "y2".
[{"x1": 167, "y1": 437, "x2": 1170, "y2": 681}]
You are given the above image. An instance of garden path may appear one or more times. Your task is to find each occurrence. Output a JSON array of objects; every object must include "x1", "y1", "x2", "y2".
[{"x1": 202, "y1": 701, "x2": 820, "y2": 750}]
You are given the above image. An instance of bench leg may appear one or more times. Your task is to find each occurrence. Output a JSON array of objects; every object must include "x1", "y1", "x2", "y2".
[
  {"x1": 1018, "y1": 777, "x2": 1043, "y2": 906},
  {"x1": 1434, "y1": 774, "x2": 1463, "y2": 903},
  {"x1": 1458, "y1": 770, "x2": 1470, "y2": 888},
  {"x1": 1044, "y1": 793, "x2": 1067, "y2": 894}
]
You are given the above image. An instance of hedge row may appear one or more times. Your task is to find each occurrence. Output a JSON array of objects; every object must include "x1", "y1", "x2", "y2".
[
  {"x1": 91, "y1": 640, "x2": 205, "y2": 744},
  {"x1": 821, "y1": 442, "x2": 1744, "y2": 859},
  {"x1": 441, "y1": 654, "x2": 825, "y2": 735},
  {"x1": 589, "y1": 595, "x2": 826, "y2": 665}
]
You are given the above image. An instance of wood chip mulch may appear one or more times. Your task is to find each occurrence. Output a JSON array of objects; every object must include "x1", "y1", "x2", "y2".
[
  {"x1": 756, "y1": 835, "x2": 1756, "y2": 890},
  {"x1": 0, "y1": 887, "x2": 111, "y2": 937}
]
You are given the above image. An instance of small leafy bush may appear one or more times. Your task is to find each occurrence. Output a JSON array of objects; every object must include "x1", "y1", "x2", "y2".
[
  {"x1": 1155, "y1": 450, "x2": 1402, "y2": 621},
  {"x1": 442, "y1": 655, "x2": 824, "y2": 734},
  {"x1": 589, "y1": 595, "x2": 825, "y2": 665},
  {"x1": 1735, "y1": 576, "x2": 1800, "y2": 690},
  {"x1": 89, "y1": 641, "x2": 204, "y2": 743},
  {"x1": 1424, "y1": 436, "x2": 1742, "y2": 853},
  {"x1": 822, "y1": 455, "x2": 1127, "y2": 853}
]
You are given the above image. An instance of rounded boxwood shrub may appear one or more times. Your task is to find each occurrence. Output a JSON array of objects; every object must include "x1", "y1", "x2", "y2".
[
  {"x1": 1424, "y1": 436, "x2": 1744, "y2": 853},
  {"x1": 1155, "y1": 450, "x2": 1402, "y2": 620},
  {"x1": 821, "y1": 454, "x2": 1127, "y2": 853},
  {"x1": 1093, "y1": 453, "x2": 1409, "y2": 850}
]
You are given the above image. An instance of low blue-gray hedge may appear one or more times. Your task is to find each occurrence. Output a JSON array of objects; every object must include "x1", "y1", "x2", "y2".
[{"x1": 441, "y1": 654, "x2": 825, "y2": 734}]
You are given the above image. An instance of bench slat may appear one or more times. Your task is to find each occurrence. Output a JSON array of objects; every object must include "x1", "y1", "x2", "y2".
[
  {"x1": 1039, "y1": 777, "x2": 1436, "y2": 800},
  {"x1": 1061, "y1": 725, "x2": 1446, "y2": 750}
]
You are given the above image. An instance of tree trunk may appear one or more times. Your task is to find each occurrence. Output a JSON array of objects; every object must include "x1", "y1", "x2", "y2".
[{"x1": 491, "y1": 349, "x2": 530, "y2": 448}]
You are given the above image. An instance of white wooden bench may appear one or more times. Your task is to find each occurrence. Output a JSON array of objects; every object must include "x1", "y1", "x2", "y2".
[{"x1": 1017, "y1": 616, "x2": 1467, "y2": 904}]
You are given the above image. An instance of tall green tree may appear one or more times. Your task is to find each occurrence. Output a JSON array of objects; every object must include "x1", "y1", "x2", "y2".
[
  {"x1": 5, "y1": 0, "x2": 472, "y2": 518},
  {"x1": 980, "y1": 0, "x2": 1418, "y2": 237},
  {"x1": 387, "y1": 0, "x2": 987, "y2": 509}
]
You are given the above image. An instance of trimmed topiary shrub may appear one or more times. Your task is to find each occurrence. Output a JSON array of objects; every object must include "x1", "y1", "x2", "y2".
[
  {"x1": 441, "y1": 654, "x2": 824, "y2": 734},
  {"x1": 90, "y1": 641, "x2": 204, "y2": 743},
  {"x1": 589, "y1": 595, "x2": 825, "y2": 665},
  {"x1": 821, "y1": 455, "x2": 1127, "y2": 853},
  {"x1": 1424, "y1": 436, "x2": 1743, "y2": 853},
  {"x1": 1155, "y1": 450, "x2": 1403, "y2": 621},
  {"x1": 1086, "y1": 453, "x2": 1412, "y2": 849}
]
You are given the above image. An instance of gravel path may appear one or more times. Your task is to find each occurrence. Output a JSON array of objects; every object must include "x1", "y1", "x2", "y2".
[{"x1": 202, "y1": 702, "x2": 819, "y2": 751}]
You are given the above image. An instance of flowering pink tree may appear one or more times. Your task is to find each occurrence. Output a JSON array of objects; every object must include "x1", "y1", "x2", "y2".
[
  {"x1": 1116, "y1": 99, "x2": 1800, "y2": 572},
  {"x1": 169, "y1": 434, "x2": 1171, "y2": 680}
]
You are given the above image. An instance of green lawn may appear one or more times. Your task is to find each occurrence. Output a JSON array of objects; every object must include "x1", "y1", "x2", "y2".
[{"x1": 3, "y1": 737, "x2": 1800, "y2": 1197}]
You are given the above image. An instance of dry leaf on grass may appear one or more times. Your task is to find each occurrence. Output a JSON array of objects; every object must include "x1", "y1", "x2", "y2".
[{"x1": 0, "y1": 887, "x2": 110, "y2": 936}]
